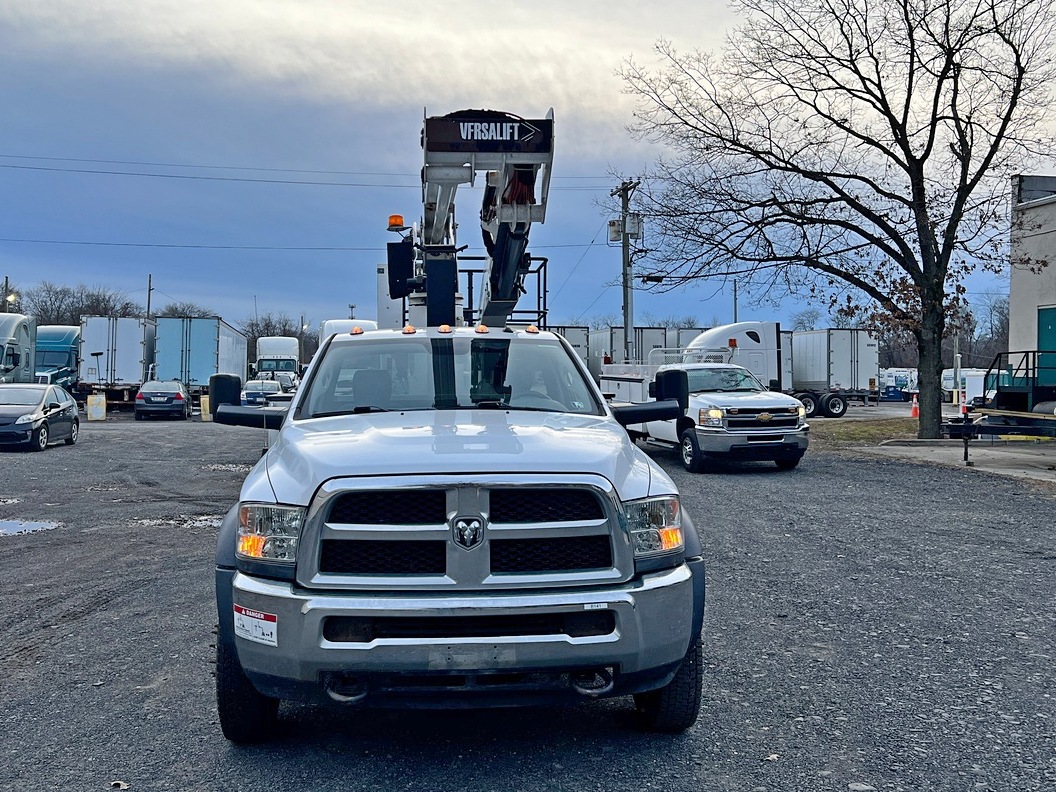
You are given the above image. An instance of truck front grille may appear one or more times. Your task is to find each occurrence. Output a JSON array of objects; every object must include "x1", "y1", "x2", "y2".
[
  {"x1": 490, "y1": 536, "x2": 611, "y2": 572},
  {"x1": 329, "y1": 490, "x2": 447, "y2": 524},
  {"x1": 489, "y1": 488, "x2": 604, "y2": 522},
  {"x1": 311, "y1": 481, "x2": 622, "y2": 589},
  {"x1": 320, "y1": 539, "x2": 446, "y2": 574},
  {"x1": 726, "y1": 410, "x2": 800, "y2": 431},
  {"x1": 323, "y1": 610, "x2": 615, "y2": 641}
]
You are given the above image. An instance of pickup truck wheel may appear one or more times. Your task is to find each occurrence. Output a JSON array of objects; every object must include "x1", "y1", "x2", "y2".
[
  {"x1": 775, "y1": 455, "x2": 801, "y2": 470},
  {"x1": 679, "y1": 429, "x2": 705, "y2": 473},
  {"x1": 633, "y1": 640, "x2": 703, "y2": 733},
  {"x1": 821, "y1": 393, "x2": 848, "y2": 418},
  {"x1": 216, "y1": 640, "x2": 279, "y2": 743}
]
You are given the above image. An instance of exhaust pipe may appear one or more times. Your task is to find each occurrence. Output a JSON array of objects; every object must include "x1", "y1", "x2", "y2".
[
  {"x1": 324, "y1": 674, "x2": 369, "y2": 704},
  {"x1": 570, "y1": 667, "x2": 614, "y2": 697}
]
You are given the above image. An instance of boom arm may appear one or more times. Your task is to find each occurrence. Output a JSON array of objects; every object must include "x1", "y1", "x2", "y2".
[{"x1": 388, "y1": 109, "x2": 553, "y2": 327}]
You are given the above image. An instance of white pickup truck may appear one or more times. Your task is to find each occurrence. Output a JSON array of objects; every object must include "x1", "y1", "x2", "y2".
[
  {"x1": 212, "y1": 325, "x2": 705, "y2": 742},
  {"x1": 603, "y1": 362, "x2": 809, "y2": 472}
]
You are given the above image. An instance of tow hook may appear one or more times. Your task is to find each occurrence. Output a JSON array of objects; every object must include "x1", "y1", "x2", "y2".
[
  {"x1": 324, "y1": 674, "x2": 369, "y2": 704},
  {"x1": 570, "y1": 667, "x2": 615, "y2": 697}
]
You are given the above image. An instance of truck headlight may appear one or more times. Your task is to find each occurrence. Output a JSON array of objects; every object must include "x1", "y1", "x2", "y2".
[
  {"x1": 797, "y1": 405, "x2": 806, "y2": 425},
  {"x1": 698, "y1": 408, "x2": 723, "y2": 427},
  {"x1": 625, "y1": 496, "x2": 683, "y2": 557},
  {"x1": 237, "y1": 503, "x2": 304, "y2": 562}
]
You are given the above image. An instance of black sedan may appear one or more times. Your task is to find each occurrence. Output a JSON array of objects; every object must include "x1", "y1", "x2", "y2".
[
  {"x1": 135, "y1": 380, "x2": 192, "y2": 420},
  {"x1": 0, "y1": 383, "x2": 79, "y2": 451}
]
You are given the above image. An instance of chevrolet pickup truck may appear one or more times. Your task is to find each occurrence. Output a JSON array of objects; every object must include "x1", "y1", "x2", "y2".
[{"x1": 213, "y1": 325, "x2": 705, "y2": 742}]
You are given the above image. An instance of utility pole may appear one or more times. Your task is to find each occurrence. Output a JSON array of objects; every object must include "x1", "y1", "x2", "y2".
[
  {"x1": 2, "y1": 276, "x2": 8, "y2": 313},
  {"x1": 145, "y1": 273, "x2": 153, "y2": 318},
  {"x1": 348, "y1": 304, "x2": 356, "y2": 320},
  {"x1": 611, "y1": 180, "x2": 640, "y2": 363},
  {"x1": 733, "y1": 280, "x2": 738, "y2": 323}
]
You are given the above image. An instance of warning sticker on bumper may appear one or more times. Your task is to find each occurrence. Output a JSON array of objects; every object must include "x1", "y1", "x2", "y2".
[{"x1": 233, "y1": 604, "x2": 278, "y2": 647}]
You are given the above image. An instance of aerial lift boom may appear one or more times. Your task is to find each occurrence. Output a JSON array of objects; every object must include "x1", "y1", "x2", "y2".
[{"x1": 387, "y1": 109, "x2": 554, "y2": 326}]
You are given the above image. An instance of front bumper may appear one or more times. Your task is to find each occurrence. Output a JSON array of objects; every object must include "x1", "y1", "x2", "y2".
[
  {"x1": 695, "y1": 426, "x2": 809, "y2": 458},
  {"x1": 222, "y1": 562, "x2": 700, "y2": 707},
  {"x1": 0, "y1": 424, "x2": 34, "y2": 445}
]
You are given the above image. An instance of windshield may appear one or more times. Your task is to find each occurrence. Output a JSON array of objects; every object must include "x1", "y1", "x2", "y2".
[
  {"x1": 142, "y1": 381, "x2": 183, "y2": 392},
  {"x1": 245, "y1": 380, "x2": 281, "y2": 392},
  {"x1": 299, "y1": 334, "x2": 602, "y2": 418},
  {"x1": 684, "y1": 367, "x2": 764, "y2": 393},
  {"x1": 35, "y1": 350, "x2": 73, "y2": 368},
  {"x1": 257, "y1": 359, "x2": 297, "y2": 372},
  {"x1": 0, "y1": 387, "x2": 44, "y2": 406}
]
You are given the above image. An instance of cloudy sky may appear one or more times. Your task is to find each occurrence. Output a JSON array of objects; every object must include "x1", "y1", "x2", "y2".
[{"x1": 0, "y1": 1, "x2": 1008, "y2": 333}]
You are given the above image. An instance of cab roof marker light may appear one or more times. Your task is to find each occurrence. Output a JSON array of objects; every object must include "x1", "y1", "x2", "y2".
[
  {"x1": 350, "y1": 326, "x2": 365, "y2": 335},
  {"x1": 475, "y1": 324, "x2": 490, "y2": 334},
  {"x1": 438, "y1": 324, "x2": 453, "y2": 334},
  {"x1": 525, "y1": 325, "x2": 539, "y2": 334},
  {"x1": 403, "y1": 325, "x2": 417, "y2": 334}
]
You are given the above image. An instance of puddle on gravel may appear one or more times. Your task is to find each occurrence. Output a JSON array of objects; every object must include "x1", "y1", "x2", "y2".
[{"x1": 0, "y1": 519, "x2": 60, "y2": 536}]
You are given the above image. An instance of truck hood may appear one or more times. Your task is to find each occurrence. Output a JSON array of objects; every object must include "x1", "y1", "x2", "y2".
[
  {"x1": 242, "y1": 410, "x2": 671, "y2": 506},
  {"x1": 689, "y1": 390, "x2": 803, "y2": 411}
]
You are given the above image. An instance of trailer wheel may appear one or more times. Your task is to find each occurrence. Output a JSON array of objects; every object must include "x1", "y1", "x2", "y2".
[
  {"x1": 821, "y1": 393, "x2": 848, "y2": 418},
  {"x1": 797, "y1": 393, "x2": 820, "y2": 417},
  {"x1": 216, "y1": 640, "x2": 279, "y2": 743},
  {"x1": 680, "y1": 428, "x2": 706, "y2": 473}
]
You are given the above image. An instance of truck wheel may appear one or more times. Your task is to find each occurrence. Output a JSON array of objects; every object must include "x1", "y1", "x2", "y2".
[
  {"x1": 679, "y1": 429, "x2": 706, "y2": 473},
  {"x1": 29, "y1": 424, "x2": 48, "y2": 452},
  {"x1": 633, "y1": 640, "x2": 703, "y2": 733},
  {"x1": 216, "y1": 640, "x2": 279, "y2": 743},
  {"x1": 775, "y1": 455, "x2": 801, "y2": 470},
  {"x1": 797, "y1": 393, "x2": 819, "y2": 417},
  {"x1": 821, "y1": 394, "x2": 848, "y2": 418}
]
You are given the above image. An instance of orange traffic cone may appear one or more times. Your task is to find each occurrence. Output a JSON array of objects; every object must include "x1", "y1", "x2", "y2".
[{"x1": 910, "y1": 393, "x2": 919, "y2": 418}]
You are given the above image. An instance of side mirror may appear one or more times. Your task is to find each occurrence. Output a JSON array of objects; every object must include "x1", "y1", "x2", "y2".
[
  {"x1": 215, "y1": 404, "x2": 287, "y2": 431},
  {"x1": 769, "y1": 379, "x2": 780, "y2": 391},
  {"x1": 612, "y1": 399, "x2": 683, "y2": 427},
  {"x1": 654, "y1": 369, "x2": 689, "y2": 414}
]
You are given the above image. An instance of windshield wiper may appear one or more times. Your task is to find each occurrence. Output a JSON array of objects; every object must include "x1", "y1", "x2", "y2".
[{"x1": 312, "y1": 406, "x2": 390, "y2": 417}]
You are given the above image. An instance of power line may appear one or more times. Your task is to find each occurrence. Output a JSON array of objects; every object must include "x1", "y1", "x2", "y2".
[
  {"x1": 0, "y1": 156, "x2": 613, "y2": 189},
  {"x1": 0, "y1": 237, "x2": 600, "y2": 251}
]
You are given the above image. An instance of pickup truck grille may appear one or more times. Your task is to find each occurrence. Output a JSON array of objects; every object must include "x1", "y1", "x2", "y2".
[
  {"x1": 308, "y1": 480, "x2": 623, "y2": 590},
  {"x1": 725, "y1": 409, "x2": 800, "y2": 431}
]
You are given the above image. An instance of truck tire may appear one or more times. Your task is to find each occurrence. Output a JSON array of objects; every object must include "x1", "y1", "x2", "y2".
[
  {"x1": 821, "y1": 393, "x2": 848, "y2": 418},
  {"x1": 633, "y1": 640, "x2": 703, "y2": 733},
  {"x1": 680, "y1": 428, "x2": 706, "y2": 473},
  {"x1": 216, "y1": 640, "x2": 279, "y2": 743},
  {"x1": 775, "y1": 455, "x2": 801, "y2": 470},
  {"x1": 29, "y1": 424, "x2": 48, "y2": 452},
  {"x1": 797, "y1": 393, "x2": 820, "y2": 417}
]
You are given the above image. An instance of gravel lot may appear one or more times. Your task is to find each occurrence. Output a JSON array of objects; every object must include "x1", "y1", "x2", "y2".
[{"x1": 1, "y1": 412, "x2": 1054, "y2": 791}]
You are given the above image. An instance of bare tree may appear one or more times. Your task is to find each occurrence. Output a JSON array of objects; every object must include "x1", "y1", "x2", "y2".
[
  {"x1": 156, "y1": 301, "x2": 215, "y2": 318},
  {"x1": 23, "y1": 282, "x2": 142, "y2": 324},
  {"x1": 620, "y1": 0, "x2": 1055, "y2": 436},
  {"x1": 790, "y1": 308, "x2": 821, "y2": 331}
]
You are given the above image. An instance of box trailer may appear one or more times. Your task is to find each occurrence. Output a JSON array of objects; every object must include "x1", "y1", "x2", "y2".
[
  {"x1": 78, "y1": 316, "x2": 155, "y2": 403},
  {"x1": 153, "y1": 316, "x2": 247, "y2": 393}
]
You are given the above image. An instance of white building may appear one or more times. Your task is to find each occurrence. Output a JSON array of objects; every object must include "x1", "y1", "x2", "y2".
[{"x1": 1010, "y1": 175, "x2": 1056, "y2": 351}]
